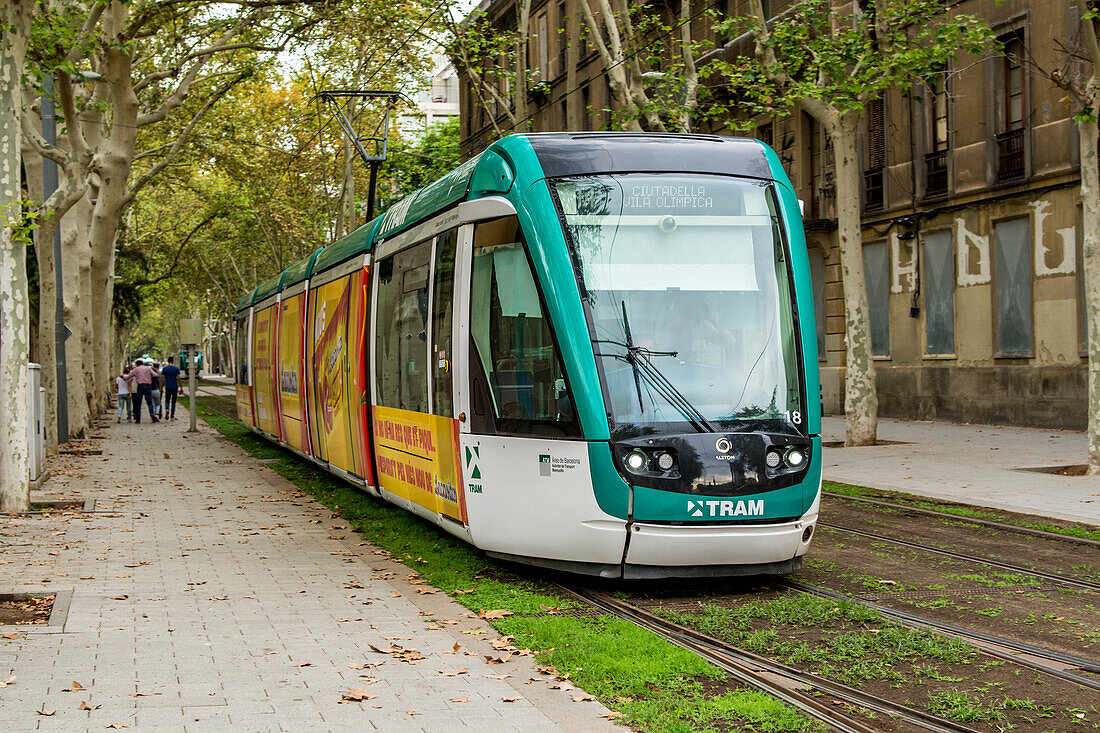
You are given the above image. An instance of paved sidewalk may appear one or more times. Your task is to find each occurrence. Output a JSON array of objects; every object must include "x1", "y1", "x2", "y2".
[
  {"x1": 0, "y1": 415, "x2": 618, "y2": 732},
  {"x1": 822, "y1": 416, "x2": 1100, "y2": 525}
]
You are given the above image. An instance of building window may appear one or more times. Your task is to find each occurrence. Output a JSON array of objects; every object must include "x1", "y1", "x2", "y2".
[
  {"x1": 864, "y1": 98, "x2": 885, "y2": 211},
  {"x1": 536, "y1": 11, "x2": 549, "y2": 82},
  {"x1": 996, "y1": 32, "x2": 1026, "y2": 182},
  {"x1": 1078, "y1": 205, "x2": 1088, "y2": 356},
  {"x1": 863, "y1": 241, "x2": 890, "y2": 356},
  {"x1": 758, "y1": 121, "x2": 773, "y2": 148},
  {"x1": 993, "y1": 217, "x2": 1033, "y2": 356},
  {"x1": 925, "y1": 72, "x2": 949, "y2": 197},
  {"x1": 809, "y1": 248, "x2": 827, "y2": 361},
  {"x1": 922, "y1": 231, "x2": 955, "y2": 355}
]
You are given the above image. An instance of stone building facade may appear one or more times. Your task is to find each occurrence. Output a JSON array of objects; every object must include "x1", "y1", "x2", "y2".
[{"x1": 456, "y1": 0, "x2": 1090, "y2": 429}]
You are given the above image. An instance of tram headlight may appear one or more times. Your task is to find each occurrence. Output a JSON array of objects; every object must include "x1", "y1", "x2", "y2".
[
  {"x1": 765, "y1": 450, "x2": 783, "y2": 469},
  {"x1": 655, "y1": 451, "x2": 675, "y2": 471},
  {"x1": 625, "y1": 450, "x2": 648, "y2": 473},
  {"x1": 785, "y1": 448, "x2": 806, "y2": 468}
]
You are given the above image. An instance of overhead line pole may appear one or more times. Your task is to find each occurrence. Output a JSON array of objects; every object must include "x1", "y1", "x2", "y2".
[{"x1": 314, "y1": 90, "x2": 401, "y2": 221}]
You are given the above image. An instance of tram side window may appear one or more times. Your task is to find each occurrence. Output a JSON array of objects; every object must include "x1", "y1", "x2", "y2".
[
  {"x1": 376, "y1": 241, "x2": 433, "y2": 413},
  {"x1": 235, "y1": 315, "x2": 249, "y2": 385},
  {"x1": 432, "y1": 229, "x2": 458, "y2": 416},
  {"x1": 469, "y1": 216, "x2": 579, "y2": 437}
]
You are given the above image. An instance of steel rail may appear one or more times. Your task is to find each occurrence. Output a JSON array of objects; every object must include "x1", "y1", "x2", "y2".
[
  {"x1": 781, "y1": 578, "x2": 1100, "y2": 693},
  {"x1": 819, "y1": 521, "x2": 1100, "y2": 593},
  {"x1": 557, "y1": 584, "x2": 983, "y2": 733},
  {"x1": 822, "y1": 491, "x2": 1100, "y2": 548}
]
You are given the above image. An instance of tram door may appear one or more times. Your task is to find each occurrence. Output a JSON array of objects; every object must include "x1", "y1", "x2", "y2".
[
  {"x1": 370, "y1": 229, "x2": 467, "y2": 531},
  {"x1": 453, "y1": 215, "x2": 625, "y2": 565}
]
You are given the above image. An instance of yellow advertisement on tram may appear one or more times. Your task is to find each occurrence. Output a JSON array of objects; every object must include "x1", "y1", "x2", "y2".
[
  {"x1": 251, "y1": 304, "x2": 279, "y2": 437},
  {"x1": 372, "y1": 405, "x2": 466, "y2": 524},
  {"x1": 308, "y1": 276, "x2": 355, "y2": 474},
  {"x1": 278, "y1": 292, "x2": 308, "y2": 453}
]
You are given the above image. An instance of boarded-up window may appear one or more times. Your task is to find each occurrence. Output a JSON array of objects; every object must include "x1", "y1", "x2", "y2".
[
  {"x1": 994, "y1": 217, "x2": 1033, "y2": 355},
  {"x1": 923, "y1": 231, "x2": 955, "y2": 355},
  {"x1": 864, "y1": 98, "x2": 885, "y2": 211},
  {"x1": 809, "y1": 249, "x2": 826, "y2": 360},
  {"x1": 863, "y1": 241, "x2": 890, "y2": 356}
]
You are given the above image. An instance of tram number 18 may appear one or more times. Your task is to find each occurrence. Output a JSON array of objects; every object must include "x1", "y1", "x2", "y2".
[{"x1": 784, "y1": 411, "x2": 802, "y2": 425}]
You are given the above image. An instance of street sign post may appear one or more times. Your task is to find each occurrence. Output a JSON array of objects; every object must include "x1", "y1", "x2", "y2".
[{"x1": 180, "y1": 319, "x2": 201, "y2": 433}]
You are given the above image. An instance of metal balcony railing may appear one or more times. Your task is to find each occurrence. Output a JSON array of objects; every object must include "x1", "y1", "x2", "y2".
[
  {"x1": 864, "y1": 167, "x2": 884, "y2": 211},
  {"x1": 996, "y1": 128, "x2": 1025, "y2": 182},
  {"x1": 925, "y1": 150, "x2": 948, "y2": 197}
]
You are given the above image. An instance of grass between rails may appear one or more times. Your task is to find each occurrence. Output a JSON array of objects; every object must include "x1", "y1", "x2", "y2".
[
  {"x1": 824, "y1": 481, "x2": 1100, "y2": 542},
  {"x1": 192, "y1": 401, "x2": 823, "y2": 733}
]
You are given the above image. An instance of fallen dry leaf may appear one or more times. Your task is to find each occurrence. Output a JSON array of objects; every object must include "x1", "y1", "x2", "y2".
[
  {"x1": 502, "y1": 696, "x2": 520, "y2": 702},
  {"x1": 602, "y1": 712, "x2": 624, "y2": 719},
  {"x1": 340, "y1": 687, "x2": 378, "y2": 702},
  {"x1": 1, "y1": 633, "x2": 18, "y2": 640},
  {"x1": 294, "y1": 662, "x2": 312, "y2": 668},
  {"x1": 406, "y1": 710, "x2": 421, "y2": 716},
  {"x1": 438, "y1": 668, "x2": 468, "y2": 677},
  {"x1": 0, "y1": 675, "x2": 15, "y2": 687},
  {"x1": 348, "y1": 663, "x2": 365, "y2": 670},
  {"x1": 111, "y1": 595, "x2": 128, "y2": 601},
  {"x1": 36, "y1": 709, "x2": 55, "y2": 716},
  {"x1": 573, "y1": 694, "x2": 596, "y2": 702},
  {"x1": 105, "y1": 723, "x2": 131, "y2": 729},
  {"x1": 129, "y1": 692, "x2": 150, "y2": 698},
  {"x1": 450, "y1": 696, "x2": 468, "y2": 703},
  {"x1": 485, "y1": 673, "x2": 509, "y2": 680},
  {"x1": 478, "y1": 609, "x2": 513, "y2": 620},
  {"x1": 71, "y1": 681, "x2": 85, "y2": 690},
  {"x1": 80, "y1": 700, "x2": 101, "y2": 710}
]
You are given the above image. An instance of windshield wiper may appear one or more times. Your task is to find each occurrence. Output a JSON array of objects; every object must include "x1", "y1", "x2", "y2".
[{"x1": 608, "y1": 302, "x2": 718, "y2": 433}]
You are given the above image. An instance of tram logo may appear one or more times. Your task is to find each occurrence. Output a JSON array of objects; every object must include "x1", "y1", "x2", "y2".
[
  {"x1": 687, "y1": 499, "x2": 765, "y2": 517},
  {"x1": 715, "y1": 438, "x2": 732, "y2": 454}
]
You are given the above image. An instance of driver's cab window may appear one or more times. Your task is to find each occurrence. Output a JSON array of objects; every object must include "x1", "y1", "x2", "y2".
[{"x1": 469, "y1": 216, "x2": 578, "y2": 437}]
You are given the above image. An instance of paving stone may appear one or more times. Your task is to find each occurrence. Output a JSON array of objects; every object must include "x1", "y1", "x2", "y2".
[{"x1": 0, "y1": 409, "x2": 619, "y2": 731}]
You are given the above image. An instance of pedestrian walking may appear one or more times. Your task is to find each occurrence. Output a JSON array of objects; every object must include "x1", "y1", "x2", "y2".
[
  {"x1": 123, "y1": 360, "x2": 161, "y2": 424},
  {"x1": 116, "y1": 367, "x2": 132, "y2": 423},
  {"x1": 161, "y1": 357, "x2": 181, "y2": 420},
  {"x1": 151, "y1": 362, "x2": 163, "y2": 418}
]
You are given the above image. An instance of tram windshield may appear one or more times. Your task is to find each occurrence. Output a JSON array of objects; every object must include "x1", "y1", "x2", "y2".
[{"x1": 553, "y1": 174, "x2": 803, "y2": 435}]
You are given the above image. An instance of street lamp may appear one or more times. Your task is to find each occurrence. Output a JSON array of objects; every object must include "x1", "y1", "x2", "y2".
[{"x1": 42, "y1": 70, "x2": 100, "y2": 444}]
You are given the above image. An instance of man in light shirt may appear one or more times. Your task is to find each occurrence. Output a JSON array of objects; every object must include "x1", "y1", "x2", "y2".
[{"x1": 123, "y1": 360, "x2": 161, "y2": 424}]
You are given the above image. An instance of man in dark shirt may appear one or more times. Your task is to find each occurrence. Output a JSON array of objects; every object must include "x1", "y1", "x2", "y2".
[{"x1": 161, "y1": 357, "x2": 182, "y2": 420}]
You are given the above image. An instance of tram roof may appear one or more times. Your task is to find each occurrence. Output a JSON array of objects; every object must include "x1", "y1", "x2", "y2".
[
  {"x1": 311, "y1": 217, "x2": 381, "y2": 276},
  {"x1": 235, "y1": 285, "x2": 259, "y2": 312},
  {"x1": 520, "y1": 132, "x2": 773, "y2": 180},
  {"x1": 282, "y1": 246, "x2": 325, "y2": 289},
  {"x1": 253, "y1": 267, "x2": 289, "y2": 305}
]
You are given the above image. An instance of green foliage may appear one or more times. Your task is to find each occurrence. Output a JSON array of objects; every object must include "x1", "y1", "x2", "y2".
[
  {"x1": 707, "y1": 0, "x2": 997, "y2": 126},
  {"x1": 378, "y1": 117, "x2": 460, "y2": 207}
]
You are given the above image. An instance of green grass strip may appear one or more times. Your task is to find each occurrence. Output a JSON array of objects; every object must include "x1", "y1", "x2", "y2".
[
  {"x1": 824, "y1": 480, "x2": 1100, "y2": 542},
  {"x1": 192, "y1": 400, "x2": 823, "y2": 733}
]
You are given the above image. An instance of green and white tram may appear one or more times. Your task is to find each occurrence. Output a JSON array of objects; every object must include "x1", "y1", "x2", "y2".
[{"x1": 235, "y1": 133, "x2": 821, "y2": 578}]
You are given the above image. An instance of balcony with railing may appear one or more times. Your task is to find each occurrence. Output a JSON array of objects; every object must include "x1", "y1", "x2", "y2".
[
  {"x1": 996, "y1": 128, "x2": 1025, "y2": 182},
  {"x1": 925, "y1": 150, "x2": 948, "y2": 197},
  {"x1": 864, "y1": 168, "x2": 884, "y2": 212}
]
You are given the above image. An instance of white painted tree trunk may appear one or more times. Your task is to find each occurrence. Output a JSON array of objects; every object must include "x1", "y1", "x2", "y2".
[
  {"x1": 832, "y1": 113, "x2": 878, "y2": 446},
  {"x1": 1079, "y1": 111, "x2": 1100, "y2": 474},
  {"x1": 0, "y1": 0, "x2": 31, "y2": 511}
]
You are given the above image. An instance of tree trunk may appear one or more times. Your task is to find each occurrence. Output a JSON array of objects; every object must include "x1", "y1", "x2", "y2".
[
  {"x1": 60, "y1": 195, "x2": 91, "y2": 436},
  {"x1": 0, "y1": 0, "x2": 31, "y2": 510},
  {"x1": 1080, "y1": 111, "x2": 1100, "y2": 473},
  {"x1": 832, "y1": 112, "x2": 878, "y2": 446},
  {"x1": 24, "y1": 149, "x2": 58, "y2": 451}
]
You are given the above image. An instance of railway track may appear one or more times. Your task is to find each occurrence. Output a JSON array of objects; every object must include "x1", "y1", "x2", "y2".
[
  {"x1": 781, "y1": 578, "x2": 1100, "y2": 693},
  {"x1": 558, "y1": 584, "x2": 983, "y2": 733},
  {"x1": 823, "y1": 491, "x2": 1100, "y2": 548},
  {"x1": 818, "y1": 520, "x2": 1100, "y2": 593}
]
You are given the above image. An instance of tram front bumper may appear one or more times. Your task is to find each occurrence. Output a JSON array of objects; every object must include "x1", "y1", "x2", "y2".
[{"x1": 622, "y1": 514, "x2": 816, "y2": 577}]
